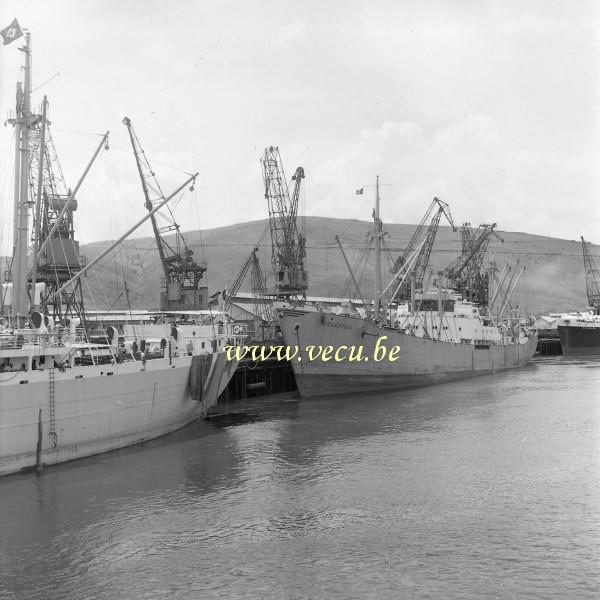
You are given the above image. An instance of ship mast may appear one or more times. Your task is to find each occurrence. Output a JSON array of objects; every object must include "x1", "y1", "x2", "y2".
[
  {"x1": 9, "y1": 32, "x2": 33, "y2": 324},
  {"x1": 374, "y1": 175, "x2": 382, "y2": 319}
]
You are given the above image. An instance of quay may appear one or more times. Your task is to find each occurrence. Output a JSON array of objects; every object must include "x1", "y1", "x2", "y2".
[
  {"x1": 536, "y1": 329, "x2": 562, "y2": 356},
  {"x1": 220, "y1": 341, "x2": 297, "y2": 402}
]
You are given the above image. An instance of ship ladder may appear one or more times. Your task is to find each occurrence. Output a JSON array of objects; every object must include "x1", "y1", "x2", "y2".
[{"x1": 48, "y1": 368, "x2": 58, "y2": 448}]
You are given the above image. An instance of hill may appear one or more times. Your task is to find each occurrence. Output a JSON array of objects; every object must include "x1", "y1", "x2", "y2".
[{"x1": 79, "y1": 216, "x2": 596, "y2": 316}]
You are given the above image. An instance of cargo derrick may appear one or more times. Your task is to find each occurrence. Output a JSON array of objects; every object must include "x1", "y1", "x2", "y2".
[
  {"x1": 223, "y1": 248, "x2": 274, "y2": 338},
  {"x1": 262, "y1": 146, "x2": 307, "y2": 302},
  {"x1": 581, "y1": 237, "x2": 600, "y2": 314},
  {"x1": 445, "y1": 223, "x2": 503, "y2": 306},
  {"x1": 391, "y1": 197, "x2": 455, "y2": 301},
  {"x1": 123, "y1": 117, "x2": 206, "y2": 310}
]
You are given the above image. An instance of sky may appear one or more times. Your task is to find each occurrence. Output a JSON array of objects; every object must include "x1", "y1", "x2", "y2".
[{"x1": 0, "y1": 0, "x2": 598, "y2": 255}]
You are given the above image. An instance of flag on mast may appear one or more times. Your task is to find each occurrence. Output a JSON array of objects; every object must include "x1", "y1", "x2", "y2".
[
  {"x1": 355, "y1": 187, "x2": 364, "y2": 195},
  {"x1": 1, "y1": 18, "x2": 23, "y2": 45}
]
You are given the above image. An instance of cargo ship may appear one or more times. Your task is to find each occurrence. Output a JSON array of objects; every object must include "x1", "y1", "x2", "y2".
[
  {"x1": 557, "y1": 238, "x2": 600, "y2": 356},
  {"x1": 557, "y1": 312, "x2": 600, "y2": 356},
  {"x1": 277, "y1": 177, "x2": 537, "y2": 397},
  {"x1": 0, "y1": 27, "x2": 238, "y2": 476}
]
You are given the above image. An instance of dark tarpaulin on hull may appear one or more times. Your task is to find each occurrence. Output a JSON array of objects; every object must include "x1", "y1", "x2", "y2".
[{"x1": 189, "y1": 354, "x2": 215, "y2": 402}]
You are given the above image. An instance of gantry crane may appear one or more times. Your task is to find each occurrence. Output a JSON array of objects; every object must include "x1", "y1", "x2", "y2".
[
  {"x1": 445, "y1": 223, "x2": 503, "y2": 306},
  {"x1": 581, "y1": 237, "x2": 600, "y2": 313},
  {"x1": 123, "y1": 117, "x2": 207, "y2": 310},
  {"x1": 261, "y1": 146, "x2": 307, "y2": 301},
  {"x1": 223, "y1": 247, "x2": 274, "y2": 338},
  {"x1": 391, "y1": 197, "x2": 455, "y2": 300}
]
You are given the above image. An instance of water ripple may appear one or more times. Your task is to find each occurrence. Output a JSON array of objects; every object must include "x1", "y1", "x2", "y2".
[{"x1": 0, "y1": 359, "x2": 599, "y2": 599}]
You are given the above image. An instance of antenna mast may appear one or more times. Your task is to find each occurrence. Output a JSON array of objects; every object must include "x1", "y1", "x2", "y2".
[
  {"x1": 374, "y1": 176, "x2": 383, "y2": 318},
  {"x1": 8, "y1": 32, "x2": 32, "y2": 323}
]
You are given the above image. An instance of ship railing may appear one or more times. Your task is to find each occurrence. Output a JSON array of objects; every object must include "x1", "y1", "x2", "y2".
[
  {"x1": 74, "y1": 327, "x2": 89, "y2": 342},
  {"x1": 0, "y1": 330, "x2": 74, "y2": 350}
]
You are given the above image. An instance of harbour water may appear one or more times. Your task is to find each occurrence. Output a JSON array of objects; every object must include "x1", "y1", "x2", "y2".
[{"x1": 1, "y1": 357, "x2": 598, "y2": 599}]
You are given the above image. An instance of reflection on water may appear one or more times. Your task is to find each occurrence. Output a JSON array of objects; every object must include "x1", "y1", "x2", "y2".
[{"x1": 1, "y1": 357, "x2": 599, "y2": 599}]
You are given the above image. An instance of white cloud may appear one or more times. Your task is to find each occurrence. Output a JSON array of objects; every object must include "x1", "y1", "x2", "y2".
[
  {"x1": 501, "y1": 12, "x2": 596, "y2": 37},
  {"x1": 274, "y1": 22, "x2": 307, "y2": 46},
  {"x1": 0, "y1": 0, "x2": 597, "y2": 249},
  {"x1": 307, "y1": 115, "x2": 598, "y2": 240}
]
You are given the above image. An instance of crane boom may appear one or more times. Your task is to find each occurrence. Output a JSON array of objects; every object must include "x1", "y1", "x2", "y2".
[
  {"x1": 262, "y1": 146, "x2": 307, "y2": 299},
  {"x1": 223, "y1": 247, "x2": 274, "y2": 338},
  {"x1": 123, "y1": 117, "x2": 207, "y2": 310},
  {"x1": 412, "y1": 198, "x2": 455, "y2": 289},
  {"x1": 445, "y1": 223, "x2": 503, "y2": 305},
  {"x1": 391, "y1": 200, "x2": 437, "y2": 274},
  {"x1": 223, "y1": 252, "x2": 254, "y2": 313},
  {"x1": 582, "y1": 237, "x2": 600, "y2": 313},
  {"x1": 447, "y1": 223, "x2": 502, "y2": 281},
  {"x1": 392, "y1": 197, "x2": 455, "y2": 300}
]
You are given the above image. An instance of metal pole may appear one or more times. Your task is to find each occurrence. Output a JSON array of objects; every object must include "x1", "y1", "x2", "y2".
[
  {"x1": 12, "y1": 102, "x2": 21, "y2": 256},
  {"x1": 30, "y1": 95, "x2": 48, "y2": 307},
  {"x1": 496, "y1": 261, "x2": 519, "y2": 321},
  {"x1": 498, "y1": 264, "x2": 525, "y2": 323},
  {"x1": 437, "y1": 271, "x2": 444, "y2": 317},
  {"x1": 13, "y1": 34, "x2": 32, "y2": 321},
  {"x1": 374, "y1": 175, "x2": 381, "y2": 319},
  {"x1": 54, "y1": 173, "x2": 197, "y2": 298},
  {"x1": 36, "y1": 409, "x2": 43, "y2": 471},
  {"x1": 488, "y1": 263, "x2": 510, "y2": 314},
  {"x1": 335, "y1": 235, "x2": 367, "y2": 309}
]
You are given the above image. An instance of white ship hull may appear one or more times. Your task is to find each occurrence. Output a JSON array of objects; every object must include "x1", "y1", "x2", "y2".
[
  {"x1": 278, "y1": 310, "x2": 537, "y2": 398},
  {"x1": 0, "y1": 352, "x2": 237, "y2": 476}
]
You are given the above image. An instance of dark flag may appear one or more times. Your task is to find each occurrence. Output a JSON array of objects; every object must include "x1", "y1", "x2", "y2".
[
  {"x1": 1, "y1": 18, "x2": 23, "y2": 45},
  {"x1": 355, "y1": 187, "x2": 364, "y2": 195}
]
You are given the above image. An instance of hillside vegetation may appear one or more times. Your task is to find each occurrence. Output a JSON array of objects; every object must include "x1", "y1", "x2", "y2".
[{"x1": 79, "y1": 216, "x2": 596, "y2": 316}]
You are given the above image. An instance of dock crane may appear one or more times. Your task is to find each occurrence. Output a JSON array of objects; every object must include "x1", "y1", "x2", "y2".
[
  {"x1": 391, "y1": 197, "x2": 455, "y2": 300},
  {"x1": 581, "y1": 237, "x2": 600, "y2": 314},
  {"x1": 123, "y1": 117, "x2": 207, "y2": 310},
  {"x1": 261, "y1": 146, "x2": 307, "y2": 301},
  {"x1": 445, "y1": 223, "x2": 503, "y2": 306},
  {"x1": 22, "y1": 98, "x2": 106, "y2": 326},
  {"x1": 223, "y1": 248, "x2": 274, "y2": 339}
]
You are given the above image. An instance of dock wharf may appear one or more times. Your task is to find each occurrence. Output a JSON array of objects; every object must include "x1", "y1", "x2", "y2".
[
  {"x1": 220, "y1": 340, "x2": 298, "y2": 401},
  {"x1": 536, "y1": 329, "x2": 562, "y2": 356}
]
